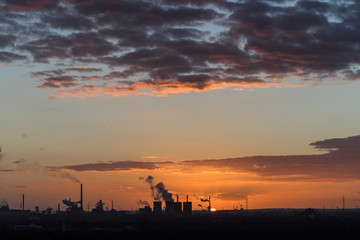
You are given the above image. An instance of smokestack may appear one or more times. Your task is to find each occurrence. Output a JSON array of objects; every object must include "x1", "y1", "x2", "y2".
[
  {"x1": 208, "y1": 195, "x2": 211, "y2": 211},
  {"x1": 183, "y1": 195, "x2": 192, "y2": 216},
  {"x1": 174, "y1": 195, "x2": 182, "y2": 215},
  {"x1": 80, "y1": 184, "x2": 83, "y2": 211},
  {"x1": 22, "y1": 194, "x2": 24, "y2": 211}
]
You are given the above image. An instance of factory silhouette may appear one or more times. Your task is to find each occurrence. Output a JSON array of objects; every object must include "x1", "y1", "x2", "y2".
[
  {"x1": 60, "y1": 183, "x2": 198, "y2": 216},
  {"x1": 60, "y1": 176, "x2": 211, "y2": 216},
  {"x1": 1, "y1": 176, "x2": 215, "y2": 216},
  {"x1": 2, "y1": 177, "x2": 360, "y2": 239}
]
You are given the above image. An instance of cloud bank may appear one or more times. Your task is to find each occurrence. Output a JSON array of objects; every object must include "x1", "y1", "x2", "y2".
[
  {"x1": 43, "y1": 135, "x2": 360, "y2": 182},
  {"x1": 1, "y1": 0, "x2": 360, "y2": 97},
  {"x1": 183, "y1": 135, "x2": 360, "y2": 182},
  {"x1": 52, "y1": 160, "x2": 174, "y2": 172}
]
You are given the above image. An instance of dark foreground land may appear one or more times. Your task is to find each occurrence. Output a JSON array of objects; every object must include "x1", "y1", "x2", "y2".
[{"x1": 1, "y1": 209, "x2": 360, "y2": 240}]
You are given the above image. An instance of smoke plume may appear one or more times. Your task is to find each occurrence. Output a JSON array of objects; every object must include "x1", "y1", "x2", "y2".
[
  {"x1": 14, "y1": 159, "x2": 80, "y2": 183},
  {"x1": 200, "y1": 198, "x2": 209, "y2": 202},
  {"x1": 144, "y1": 175, "x2": 174, "y2": 202},
  {"x1": 60, "y1": 172, "x2": 80, "y2": 183},
  {"x1": 137, "y1": 200, "x2": 149, "y2": 205}
]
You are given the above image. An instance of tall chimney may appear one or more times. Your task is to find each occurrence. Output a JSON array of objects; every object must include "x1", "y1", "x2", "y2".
[
  {"x1": 177, "y1": 195, "x2": 179, "y2": 202},
  {"x1": 22, "y1": 194, "x2": 25, "y2": 211},
  {"x1": 208, "y1": 195, "x2": 211, "y2": 211},
  {"x1": 187, "y1": 195, "x2": 188, "y2": 202},
  {"x1": 80, "y1": 184, "x2": 83, "y2": 211}
]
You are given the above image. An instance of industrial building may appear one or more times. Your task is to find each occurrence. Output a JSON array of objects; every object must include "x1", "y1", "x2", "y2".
[
  {"x1": 139, "y1": 205, "x2": 152, "y2": 214},
  {"x1": 150, "y1": 195, "x2": 192, "y2": 216},
  {"x1": 153, "y1": 201, "x2": 162, "y2": 214},
  {"x1": 62, "y1": 184, "x2": 84, "y2": 213}
]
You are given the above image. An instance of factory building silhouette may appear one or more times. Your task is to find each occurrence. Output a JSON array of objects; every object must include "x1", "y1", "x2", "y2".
[
  {"x1": 62, "y1": 184, "x2": 84, "y2": 213},
  {"x1": 58, "y1": 183, "x2": 194, "y2": 216},
  {"x1": 2, "y1": 180, "x2": 218, "y2": 217},
  {"x1": 139, "y1": 195, "x2": 192, "y2": 216}
]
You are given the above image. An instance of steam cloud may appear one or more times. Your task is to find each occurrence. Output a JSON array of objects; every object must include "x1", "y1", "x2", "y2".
[{"x1": 144, "y1": 175, "x2": 174, "y2": 202}]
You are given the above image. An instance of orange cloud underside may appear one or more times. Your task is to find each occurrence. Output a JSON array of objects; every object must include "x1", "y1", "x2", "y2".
[{"x1": 44, "y1": 78, "x2": 304, "y2": 98}]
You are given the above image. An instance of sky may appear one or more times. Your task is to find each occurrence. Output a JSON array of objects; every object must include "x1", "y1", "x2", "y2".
[{"x1": 1, "y1": 0, "x2": 360, "y2": 211}]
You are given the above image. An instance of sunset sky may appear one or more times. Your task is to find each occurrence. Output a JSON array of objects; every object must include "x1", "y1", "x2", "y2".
[{"x1": 1, "y1": 0, "x2": 360, "y2": 211}]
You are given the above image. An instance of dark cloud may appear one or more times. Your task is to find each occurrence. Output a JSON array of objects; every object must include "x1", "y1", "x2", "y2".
[
  {"x1": 0, "y1": 169, "x2": 16, "y2": 172},
  {"x1": 1, "y1": 0, "x2": 360, "y2": 97},
  {"x1": 163, "y1": 0, "x2": 225, "y2": 5},
  {"x1": 296, "y1": 0, "x2": 330, "y2": 13},
  {"x1": 0, "y1": 51, "x2": 26, "y2": 63},
  {"x1": 75, "y1": 1, "x2": 220, "y2": 26},
  {"x1": 53, "y1": 160, "x2": 174, "y2": 172},
  {"x1": 19, "y1": 35, "x2": 72, "y2": 63},
  {"x1": 310, "y1": 135, "x2": 360, "y2": 153},
  {"x1": 42, "y1": 14, "x2": 94, "y2": 30},
  {"x1": 0, "y1": 34, "x2": 15, "y2": 48},
  {"x1": 1, "y1": 0, "x2": 59, "y2": 11},
  {"x1": 36, "y1": 75, "x2": 78, "y2": 89},
  {"x1": 183, "y1": 135, "x2": 360, "y2": 182}
]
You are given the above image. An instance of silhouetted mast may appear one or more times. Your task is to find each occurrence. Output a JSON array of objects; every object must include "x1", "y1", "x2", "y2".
[{"x1": 80, "y1": 184, "x2": 83, "y2": 211}]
